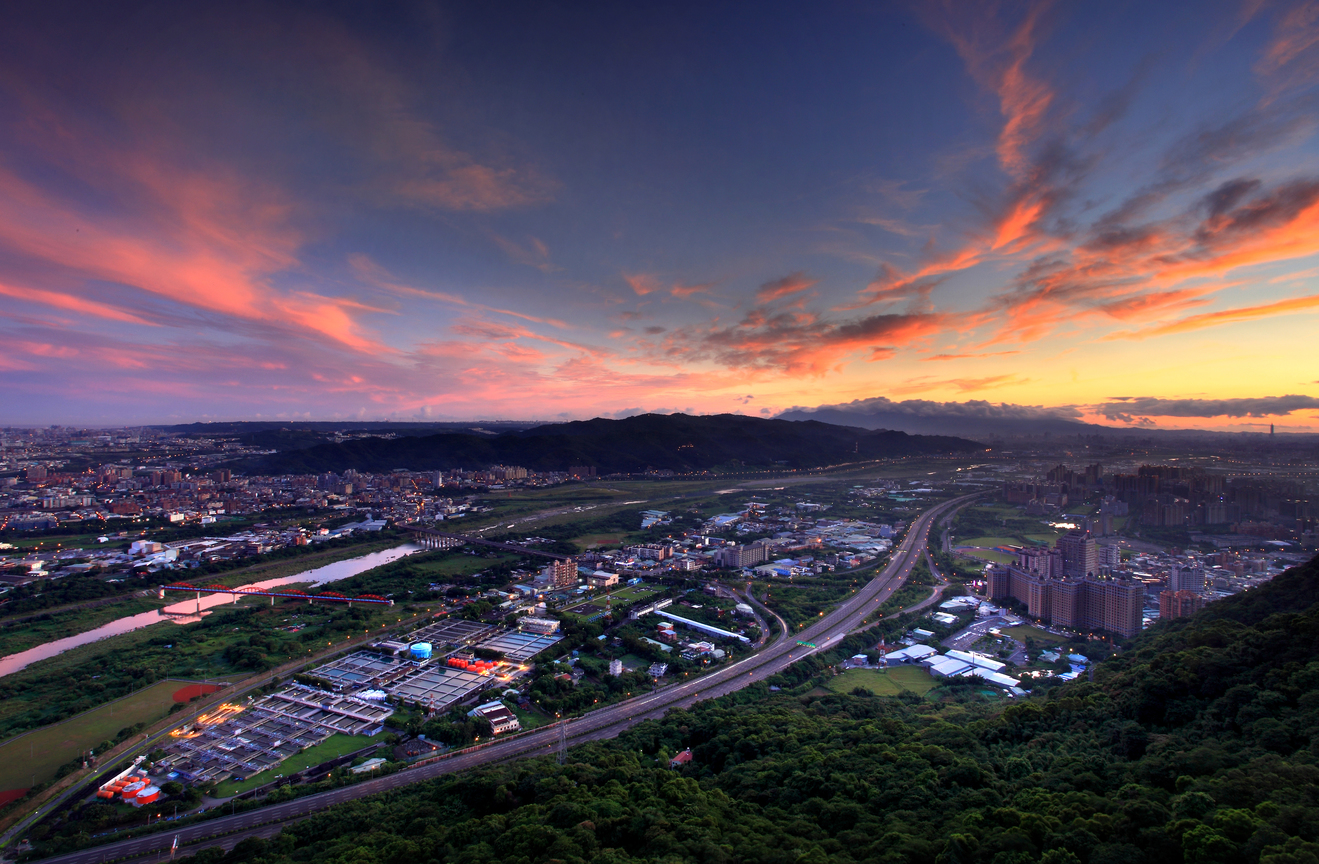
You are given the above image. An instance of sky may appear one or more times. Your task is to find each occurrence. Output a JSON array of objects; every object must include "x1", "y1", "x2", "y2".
[{"x1": 2, "y1": 0, "x2": 1319, "y2": 431}]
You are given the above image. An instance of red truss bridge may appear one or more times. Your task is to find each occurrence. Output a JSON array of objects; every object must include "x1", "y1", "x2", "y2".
[{"x1": 160, "y1": 582, "x2": 393, "y2": 607}]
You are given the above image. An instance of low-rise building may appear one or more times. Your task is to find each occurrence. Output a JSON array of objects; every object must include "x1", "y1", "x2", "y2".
[{"x1": 468, "y1": 701, "x2": 522, "y2": 735}]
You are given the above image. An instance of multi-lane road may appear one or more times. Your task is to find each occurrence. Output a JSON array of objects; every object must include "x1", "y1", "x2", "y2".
[{"x1": 37, "y1": 493, "x2": 981, "y2": 864}]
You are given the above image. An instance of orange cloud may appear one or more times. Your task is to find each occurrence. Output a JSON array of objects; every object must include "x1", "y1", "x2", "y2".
[
  {"x1": 624, "y1": 273, "x2": 662, "y2": 295},
  {"x1": 657, "y1": 304, "x2": 947, "y2": 376},
  {"x1": 991, "y1": 194, "x2": 1047, "y2": 251},
  {"x1": 756, "y1": 272, "x2": 818, "y2": 303},
  {"x1": 974, "y1": 175, "x2": 1319, "y2": 346},
  {"x1": 0, "y1": 145, "x2": 396, "y2": 354},
  {"x1": 0, "y1": 282, "x2": 156, "y2": 326},
  {"x1": 994, "y1": 8, "x2": 1054, "y2": 179},
  {"x1": 888, "y1": 374, "x2": 1025, "y2": 396},
  {"x1": 1106, "y1": 293, "x2": 1319, "y2": 340},
  {"x1": 927, "y1": 1, "x2": 1055, "y2": 179},
  {"x1": 921, "y1": 350, "x2": 1021, "y2": 362},
  {"x1": 1255, "y1": 1, "x2": 1319, "y2": 96}
]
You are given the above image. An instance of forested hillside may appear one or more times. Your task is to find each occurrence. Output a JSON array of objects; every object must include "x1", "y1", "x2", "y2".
[
  {"x1": 238, "y1": 413, "x2": 981, "y2": 475},
  {"x1": 180, "y1": 554, "x2": 1319, "y2": 864}
]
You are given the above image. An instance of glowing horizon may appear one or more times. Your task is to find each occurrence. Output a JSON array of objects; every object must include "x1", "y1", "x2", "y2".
[{"x1": 1, "y1": 3, "x2": 1318, "y2": 432}]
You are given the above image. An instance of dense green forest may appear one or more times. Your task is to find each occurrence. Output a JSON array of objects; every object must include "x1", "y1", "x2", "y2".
[{"x1": 142, "y1": 554, "x2": 1319, "y2": 864}]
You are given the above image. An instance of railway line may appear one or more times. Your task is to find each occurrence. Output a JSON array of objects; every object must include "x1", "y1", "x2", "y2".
[{"x1": 35, "y1": 492, "x2": 982, "y2": 864}]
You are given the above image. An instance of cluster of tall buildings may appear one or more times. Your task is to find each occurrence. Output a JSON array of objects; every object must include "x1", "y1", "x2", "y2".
[
  {"x1": 988, "y1": 530, "x2": 1144, "y2": 638},
  {"x1": 1157, "y1": 564, "x2": 1206, "y2": 620}
]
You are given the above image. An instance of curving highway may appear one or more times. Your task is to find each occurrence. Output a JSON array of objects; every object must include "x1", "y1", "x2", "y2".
[{"x1": 36, "y1": 493, "x2": 982, "y2": 864}]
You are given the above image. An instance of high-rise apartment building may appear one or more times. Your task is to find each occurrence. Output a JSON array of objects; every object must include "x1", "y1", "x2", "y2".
[
  {"x1": 1016, "y1": 547, "x2": 1060, "y2": 578},
  {"x1": 715, "y1": 541, "x2": 770, "y2": 568},
  {"x1": 1169, "y1": 565, "x2": 1205, "y2": 593},
  {"x1": 990, "y1": 570, "x2": 1143, "y2": 638},
  {"x1": 1097, "y1": 544, "x2": 1121, "y2": 568},
  {"x1": 1159, "y1": 589, "x2": 1204, "y2": 620},
  {"x1": 549, "y1": 558, "x2": 578, "y2": 589},
  {"x1": 1057, "y1": 531, "x2": 1097, "y2": 578}
]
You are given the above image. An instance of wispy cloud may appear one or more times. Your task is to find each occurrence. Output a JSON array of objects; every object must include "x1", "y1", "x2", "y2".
[
  {"x1": 491, "y1": 234, "x2": 559, "y2": 272},
  {"x1": 920, "y1": 350, "x2": 1021, "y2": 362},
  {"x1": 755, "y1": 272, "x2": 818, "y2": 303},
  {"x1": 349, "y1": 254, "x2": 570, "y2": 329},
  {"x1": 1097, "y1": 394, "x2": 1319, "y2": 419},
  {"x1": 656, "y1": 305, "x2": 945, "y2": 375},
  {"x1": 1105, "y1": 292, "x2": 1319, "y2": 340}
]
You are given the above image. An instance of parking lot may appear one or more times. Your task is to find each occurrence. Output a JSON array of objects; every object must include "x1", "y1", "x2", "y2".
[{"x1": 942, "y1": 615, "x2": 1028, "y2": 665}]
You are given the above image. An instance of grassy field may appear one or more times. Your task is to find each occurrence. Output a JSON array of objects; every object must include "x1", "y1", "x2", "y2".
[
  {"x1": 1001, "y1": 625, "x2": 1068, "y2": 645},
  {"x1": 562, "y1": 584, "x2": 657, "y2": 620},
  {"x1": 957, "y1": 535, "x2": 1020, "y2": 549},
  {"x1": 609, "y1": 584, "x2": 658, "y2": 603},
  {"x1": 0, "y1": 679, "x2": 193, "y2": 793},
  {"x1": 509, "y1": 705, "x2": 551, "y2": 731},
  {"x1": 212, "y1": 732, "x2": 377, "y2": 797},
  {"x1": 573, "y1": 532, "x2": 627, "y2": 549},
  {"x1": 618, "y1": 653, "x2": 648, "y2": 670},
  {"x1": 400, "y1": 551, "x2": 520, "y2": 579},
  {"x1": 827, "y1": 665, "x2": 937, "y2": 697},
  {"x1": 957, "y1": 549, "x2": 1016, "y2": 565}
]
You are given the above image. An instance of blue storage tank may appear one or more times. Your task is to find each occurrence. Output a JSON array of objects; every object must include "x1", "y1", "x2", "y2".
[{"x1": 410, "y1": 642, "x2": 432, "y2": 660}]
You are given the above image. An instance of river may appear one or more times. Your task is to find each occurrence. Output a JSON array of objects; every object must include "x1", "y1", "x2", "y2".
[{"x1": 0, "y1": 543, "x2": 423, "y2": 678}]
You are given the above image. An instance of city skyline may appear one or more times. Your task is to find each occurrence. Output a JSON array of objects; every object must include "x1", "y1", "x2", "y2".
[{"x1": 2, "y1": 1, "x2": 1319, "y2": 430}]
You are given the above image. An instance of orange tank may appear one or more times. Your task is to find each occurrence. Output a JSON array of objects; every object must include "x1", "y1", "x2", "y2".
[{"x1": 121, "y1": 780, "x2": 148, "y2": 799}]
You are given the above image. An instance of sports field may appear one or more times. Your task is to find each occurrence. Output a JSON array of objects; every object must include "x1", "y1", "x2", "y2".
[
  {"x1": 1001, "y1": 625, "x2": 1068, "y2": 645},
  {"x1": 0, "y1": 679, "x2": 222, "y2": 795},
  {"x1": 573, "y1": 532, "x2": 627, "y2": 549},
  {"x1": 562, "y1": 583, "x2": 657, "y2": 619},
  {"x1": 827, "y1": 665, "x2": 936, "y2": 697}
]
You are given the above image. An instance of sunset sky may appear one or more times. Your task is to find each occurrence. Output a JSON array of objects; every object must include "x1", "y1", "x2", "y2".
[{"x1": 2, "y1": 1, "x2": 1319, "y2": 430}]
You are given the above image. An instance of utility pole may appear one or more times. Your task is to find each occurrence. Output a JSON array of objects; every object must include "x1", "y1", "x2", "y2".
[{"x1": 556, "y1": 717, "x2": 567, "y2": 765}]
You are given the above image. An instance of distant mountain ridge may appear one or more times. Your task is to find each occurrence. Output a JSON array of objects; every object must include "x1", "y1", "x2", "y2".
[
  {"x1": 230, "y1": 413, "x2": 983, "y2": 475},
  {"x1": 776, "y1": 403, "x2": 1099, "y2": 438}
]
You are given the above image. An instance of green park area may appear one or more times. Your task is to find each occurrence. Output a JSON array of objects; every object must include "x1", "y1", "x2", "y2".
[
  {"x1": 573, "y1": 532, "x2": 628, "y2": 549},
  {"x1": 212, "y1": 732, "x2": 377, "y2": 797},
  {"x1": 827, "y1": 665, "x2": 937, "y2": 697},
  {"x1": 0, "y1": 678, "x2": 209, "y2": 794},
  {"x1": 957, "y1": 549, "x2": 1017, "y2": 565},
  {"x1": 951, "y1": 502, "x2": 1073, "y2": 552},
  {"x1": 508, "y1": 705, "x2": 551, "y2": 731},
  {"x1": 561, "y1": 584, "x2": 658, "y2": 620},
  {"x1": 1001, "y1": 624, "x2": 1067, "y2": 645},
  {"x1": 396, "y1": 551, "x2": 521, "y2": 580}
]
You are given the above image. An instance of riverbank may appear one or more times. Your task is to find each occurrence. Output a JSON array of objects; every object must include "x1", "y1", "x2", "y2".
[
  {"x1": 0, "y1": 543, "x2": 423, "y2": 738},
  {"x1": 0, "y1": 542, "x2": 421, "y2": 679}
]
